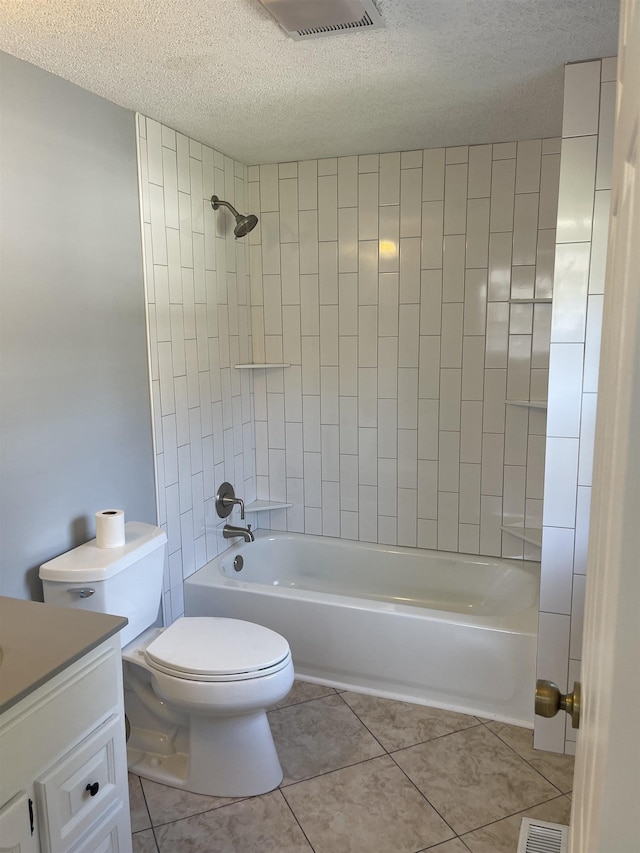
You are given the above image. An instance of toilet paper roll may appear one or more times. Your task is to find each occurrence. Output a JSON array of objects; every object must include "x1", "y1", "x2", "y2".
[{"x1": 95, "y1": 509, "x2": 126, "y2": 548}]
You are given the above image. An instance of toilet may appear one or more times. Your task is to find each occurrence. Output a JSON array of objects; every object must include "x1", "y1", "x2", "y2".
[{"x1": 39, "y1": 521, "x2": 294, "y2": 797}]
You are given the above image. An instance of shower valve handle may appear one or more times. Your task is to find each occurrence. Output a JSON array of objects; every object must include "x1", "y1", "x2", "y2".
[{"x1": 215, "y1": 482, "x2": 245, "y2": 519}]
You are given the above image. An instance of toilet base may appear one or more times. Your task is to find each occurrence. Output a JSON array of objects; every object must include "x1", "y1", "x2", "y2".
[{"x1": 127, "y1": 709, "x2": 284, "y2": 797}]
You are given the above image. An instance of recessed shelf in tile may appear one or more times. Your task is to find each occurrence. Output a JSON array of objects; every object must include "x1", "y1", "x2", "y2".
[
  {"x1": 505, "y1": 400, "x2": 548, "y2": 409},
  {"x1": 500, "y1": 525, "x2": 543, "y2": 547},
  {"x1": 235, "y1": 363, "x2": 291, "y2": 369},
  {"x1": 245, "y1": 500, "x2": 293, "y2": 512}
]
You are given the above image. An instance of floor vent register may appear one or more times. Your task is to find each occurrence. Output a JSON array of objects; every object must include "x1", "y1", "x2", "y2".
[{"x1": 517, "y1": 817, "x2": 569, "y2": 853}]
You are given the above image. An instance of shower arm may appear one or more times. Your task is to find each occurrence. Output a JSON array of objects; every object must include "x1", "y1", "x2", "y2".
[
  {"x1": 210, "y1": 196, "x2": 240, "y2": 217},
  {"x1": 210, "y1": 195, "x2": 258, "y2": 238}
]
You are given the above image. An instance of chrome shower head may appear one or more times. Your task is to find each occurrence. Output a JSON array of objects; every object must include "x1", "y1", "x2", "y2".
[{"x1": 210, "y1": 195, "x2": 259, "y2": 238}]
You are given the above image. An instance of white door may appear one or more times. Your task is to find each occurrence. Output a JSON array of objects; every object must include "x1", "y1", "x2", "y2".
[{"x1": 569, "y1": 1, "x2": 640, "y2": 850}]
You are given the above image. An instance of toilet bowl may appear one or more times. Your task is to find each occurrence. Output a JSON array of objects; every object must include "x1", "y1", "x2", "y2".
[
  {"x1": 123, "y1": 617, "x2": 294, "y2": 796},
  {"x1": 39, "y1": 521, "x2": 294, "y2": 797}
]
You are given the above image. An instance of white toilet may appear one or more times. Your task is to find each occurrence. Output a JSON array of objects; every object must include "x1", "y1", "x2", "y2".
[{"x1": 39, "y1": 521, "x2": 294, "y2": 797}]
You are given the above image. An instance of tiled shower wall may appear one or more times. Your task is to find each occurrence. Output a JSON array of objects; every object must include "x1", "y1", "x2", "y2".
[
  {"x1": 136, "y1": 115, "x2": 255, "y2": 626},
  {"x1": 535, "y1": 58, "x2": 616, "y2": 755},
  {"x1": 248, "y1": 142, "x2": 560, "y2": 556}
]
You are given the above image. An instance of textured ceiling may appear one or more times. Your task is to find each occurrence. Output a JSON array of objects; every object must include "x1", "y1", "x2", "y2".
[{"x1": 0, "y1": 0, "x2": 619, "y2": 164}]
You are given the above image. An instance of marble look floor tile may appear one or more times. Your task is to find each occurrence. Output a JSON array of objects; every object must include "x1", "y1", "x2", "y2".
[
  {"x1": 393, "y1": 725, "x2": 560, "y2": 834},
  {"x1": 486, "y1": 721, "x2": 575, "y2": 792},
  {"x1": 132, "y1": 829, "x2": 159, "y2": 853},
  {"x1": 461, "y1": 795, "x2": 571, "y2": 853},
  {"x1": 141, "y1": 776, "x2": 244, "y2": 826},
  {"x1": 154, "y1": 790, "x2": 312, "y2": 852},
  {"x1": 272, "y1": 678, "x2": 337, "y2": 709},
  {"x1": 269, "y1": 694, "x2": 385, "y2": 784},
  {"x1": 342, "y1": 691, "x2": 480, "y2": 751},
  {"x1": 129, "y1": 774, "x2": 151, "y2": 832},
  {"x1": 423, "y1": 839, "x2": 471, "y2": 852},
  {"x1": 283, "y1": 755, "x2": 454, "y2": 853}
]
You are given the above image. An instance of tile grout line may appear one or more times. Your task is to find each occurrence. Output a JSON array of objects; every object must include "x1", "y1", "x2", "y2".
[
  {"x1": 325, "y1": 696, "x2": 475, "y2": 843},
  {"x1": 279, "y1": 751, "x2": 388, "y2": 790},
  {"x1": 137, "y1": 775, "x2": 162, "y2": 851},
  {"x1": 363, "y1": 715, "x2": 568, "y2": 838},
  {"x1": 278, "y1": 748, "x2": 467, "y2": 851},
  {"x1": 150, "y1": 824, "x2": 161, "y2": 853},
  {"x1": 416, "y1": 833, "x2": 474, "y2": 853},
  {"x1": 278, "y1": 787, "x2": 317, "y2": 852},
  {"x1": 143, "y1": 790, "x2": 261, "y2": 831},
  {"x1": 457, "y1": 791, "x2": 570, "y2": 841},
  {"x1": 479, "y1": 721, "x2": 572, "y2": 795},
  {"x1": 269, "y1": 686, "x2": 339, "y2": 712},
  {"x1": 332, "y1": 690, "x2": 389, "y2": 754},
  {"x1": 335, "y1": 692, "x2": 487, "y2": 755},
  {"x1": 386, "y1": 750, "x2": 459, "y2": 841},
  {"x1": 383, "y1": 719, "x2": 484, "y2": 755}
]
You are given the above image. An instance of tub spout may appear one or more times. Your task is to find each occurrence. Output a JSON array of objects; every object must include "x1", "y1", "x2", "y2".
[{"x1": 223, "y1": 523, "x2": 254, "y2": 543}]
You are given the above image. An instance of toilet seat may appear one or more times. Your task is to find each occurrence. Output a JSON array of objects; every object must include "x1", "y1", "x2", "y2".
[{"x1": 144, "y1": 617, "x2": 291, "y2": 682}]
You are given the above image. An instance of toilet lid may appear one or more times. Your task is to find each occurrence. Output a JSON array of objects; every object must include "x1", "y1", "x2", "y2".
[{"x1": 144, "y1": 617, "x2": 291, "y2": 680}]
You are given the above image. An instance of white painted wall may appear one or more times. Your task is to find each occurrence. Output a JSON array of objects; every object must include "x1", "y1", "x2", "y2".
[{"x1": 0, "y1": 52, "x2": 156, "y2": 601}]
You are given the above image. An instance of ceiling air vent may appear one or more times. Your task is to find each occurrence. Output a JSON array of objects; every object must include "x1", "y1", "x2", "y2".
[
  {"x1": 517, "y1": 818, "x2": 569, "y2": 853},
  {"x1": 259, "y1": 0, "x2": 384, "y2": 41}
]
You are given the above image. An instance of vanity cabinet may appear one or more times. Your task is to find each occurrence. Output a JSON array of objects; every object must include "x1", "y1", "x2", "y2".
[
  {"x1": 0, "y1": 636, "x2": 131, "y2": 853},
  {"x1": 0, "y1": 790, "x2": 39, "y2": 852}
]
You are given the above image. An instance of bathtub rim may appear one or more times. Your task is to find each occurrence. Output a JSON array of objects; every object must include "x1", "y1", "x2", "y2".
[
  {"x1": 186, "y1": 530, "x2": 540, "y2": 635},
  {"x1": 228, "y1": 528, "x2": 540, "y2": 573}
]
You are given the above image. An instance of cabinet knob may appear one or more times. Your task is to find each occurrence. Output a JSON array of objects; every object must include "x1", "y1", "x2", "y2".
[{"x1": 85, "y1": 781, "x2": 100, "y2": 797}]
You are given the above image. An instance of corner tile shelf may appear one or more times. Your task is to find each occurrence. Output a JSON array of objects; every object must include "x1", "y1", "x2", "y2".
[
  {"x1": 234, "y1": 363, "x2": 291, "y2": 369},
  {"x1": 244, "y1": 500, "x2": 293, "y2": 513},
  {"x1": 501, "y1": 525, "x2": 543, "y2": 548},
  {"x1": 505, "y1": 400, "x2": 548, "y2": 409}
]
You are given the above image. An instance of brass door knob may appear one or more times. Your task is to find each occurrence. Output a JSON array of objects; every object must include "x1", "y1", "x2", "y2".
[{"x1": 535, "y1": 679, "x2": 581, "y2": 729}]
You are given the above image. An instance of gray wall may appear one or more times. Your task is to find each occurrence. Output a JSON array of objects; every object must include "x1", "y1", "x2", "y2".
[{"x1": 0, "y1": 52, "x2": 157, "y2": 600}]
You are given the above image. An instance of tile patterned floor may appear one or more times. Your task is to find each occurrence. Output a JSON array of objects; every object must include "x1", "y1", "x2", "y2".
[{"x1": 130, "y1": 681, "x2": 574, "y2": 853}]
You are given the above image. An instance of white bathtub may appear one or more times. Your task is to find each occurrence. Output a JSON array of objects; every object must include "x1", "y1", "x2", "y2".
[{"x1": 184, "y1": 531, "x2": 539, "y2": 726}]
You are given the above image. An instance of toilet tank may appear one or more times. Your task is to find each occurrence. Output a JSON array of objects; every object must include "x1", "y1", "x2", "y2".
[{"x1": 40, "y1": 521, "x2": 167, "y2": 647}]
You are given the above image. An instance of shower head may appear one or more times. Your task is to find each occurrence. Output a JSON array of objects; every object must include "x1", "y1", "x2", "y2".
[
  {"x1": 210, "y1": 195, "x2": 258, "y2": 238},
  {"x1": 233, "y1": 212, "x2": 259, "y2": 238}
]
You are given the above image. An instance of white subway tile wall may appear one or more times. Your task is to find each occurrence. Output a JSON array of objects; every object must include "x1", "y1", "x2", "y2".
[
  {"x1": 535, "y1": 59, "x2": 615, "y2": 754},
  {"x1": 137, "y1": 116, "x2": 255, "y2": 626},
  {"x1": 249, "y1": 139, "x2": 561, "y2": 558},
  {"x1": 137, "y1": 60, "x2": 613, "y2": 737}
]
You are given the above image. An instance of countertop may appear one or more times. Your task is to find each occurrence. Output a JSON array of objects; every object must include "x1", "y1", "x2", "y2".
[{"x1": 0, "y1": 596, "x2": 127, "y2": 714}]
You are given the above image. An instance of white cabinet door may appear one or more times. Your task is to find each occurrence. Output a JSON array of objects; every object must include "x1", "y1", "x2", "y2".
[
  {"x1": 36, "y1": 715, "x2": 125, "y2": 853},
  {"x1": 0, "y1": 792, "x2": 38, "y2": 853},
  {"x1": 69, "y1": 802, "x2": 131, "y2": 853}
]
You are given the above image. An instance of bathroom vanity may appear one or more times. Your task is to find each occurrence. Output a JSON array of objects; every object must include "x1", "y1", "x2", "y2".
[{"x1": 0, "y1": 597, "x2": 131, "y2": 852}]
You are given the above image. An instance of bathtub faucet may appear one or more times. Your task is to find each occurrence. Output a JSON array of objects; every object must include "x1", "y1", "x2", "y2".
[{"x1": 223, "y1": 523, "x2": 254, "y2": 543}]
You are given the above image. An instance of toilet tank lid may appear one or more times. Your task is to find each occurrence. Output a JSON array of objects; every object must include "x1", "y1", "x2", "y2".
[{"x1": 39, "y1": 522, "x2": 167, "y2": 582}]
